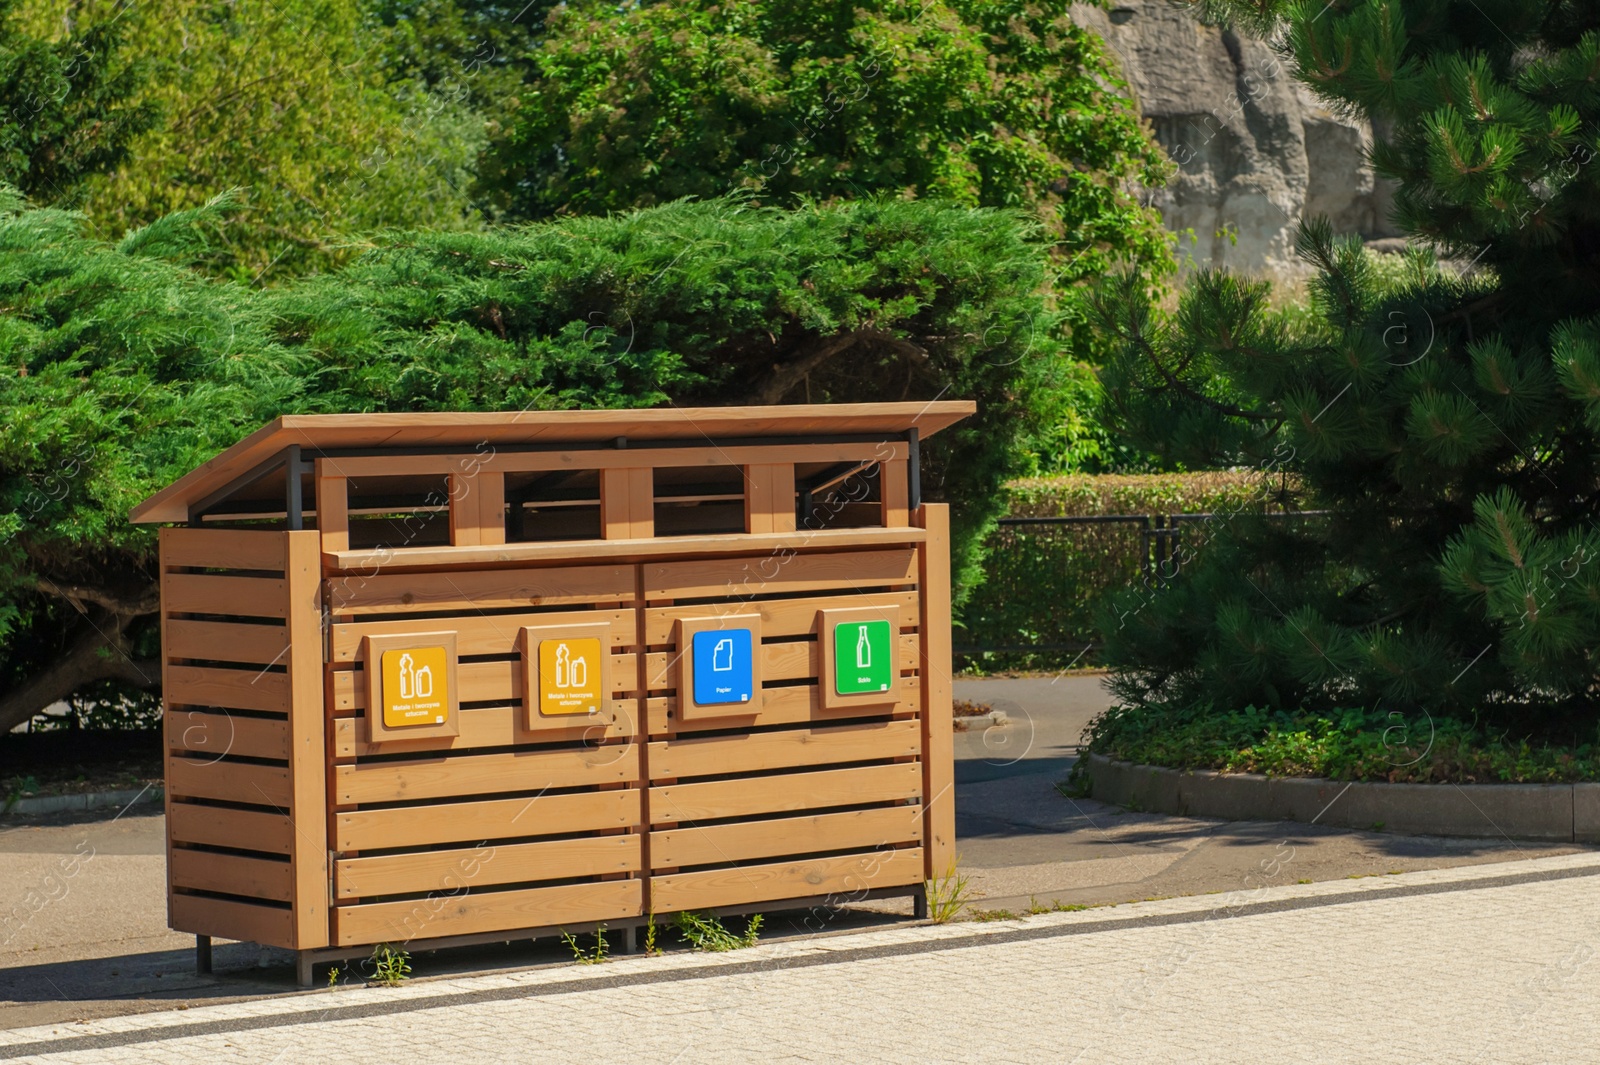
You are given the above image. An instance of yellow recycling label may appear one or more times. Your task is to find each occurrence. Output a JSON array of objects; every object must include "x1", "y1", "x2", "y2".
[
  {"x1": 381, "y1": 646, "x2": 450, "y2": 728},
  {"x1": 538, "y1": 637, "x2": 603, "y2": 715}
]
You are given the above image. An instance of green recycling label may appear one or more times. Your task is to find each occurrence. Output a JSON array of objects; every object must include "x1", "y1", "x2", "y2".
[{"x1": 834, "y1": 619, "x2": 893, "y2": 695}]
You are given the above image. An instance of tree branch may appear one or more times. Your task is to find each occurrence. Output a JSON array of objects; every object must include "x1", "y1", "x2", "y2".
[
  {"x1": 31, "y1": 577, "x2": 160, "y2": 618},
  {"x1": 0, "y1": 619, "x2": 160, "y2": 735},
  {"x1": 744, "y1": 328, "x2": 927, "y2": 405}
]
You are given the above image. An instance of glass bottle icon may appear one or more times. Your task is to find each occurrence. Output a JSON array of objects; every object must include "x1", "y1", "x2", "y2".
[{"x1": 855, "y1": 625, "x2": 872, "y2": 669}]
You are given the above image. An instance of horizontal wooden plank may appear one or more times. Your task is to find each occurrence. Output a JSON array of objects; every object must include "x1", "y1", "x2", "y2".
[
  {"x1": 647, "y1": 676, "x2": 921, "y2": 735},
  {"x1": 644, "y1": 634, "x2": 917, "y2": 689},
  {"x1": 333, "y1": 878, "x2": 642, "y2": 948},
  {"x1": 163, "y1": 574, "x2": 288, "y2": 618},
  {"x1": 650, "y1": 763, "x2": 922, "y2": 823},
  {"x1": 166, "y1": 665, "x2": 288, "y2": 713},
  {"x1": 326, "y1": 525, "x2": 924, "y2": 573},
  {"x1": 645, "y1": 548, "x2": 917, "y2": 601},
  {"x1": 335, "y1": 836, "x2": 641, "y2": 901},
  {"x1": 167, "y1": 757, "x2": 292, "y2": 808},
  {"x1": 331, "y1": 654, "x2": 637, "y2": 712},
  {"x1": 651, "y1": 847, "x2": 924, "y2": 913},
  {"x1": 170, "y1": 892, "x2": 295, "y2": 949},
  {"x1": 165, "y1": 711, "x2": 289, "y2": 762},
  {"x1": 162, "y1": 527, "x2": 287, "y2": 572},
  {"x1": 335, "y1": 745, "x2": 639, "y2": 805},
  {"x1": 328, "y1": 564, "x2": 634, "y2": 615},
  {"x1": 335, "y1": 789, "x2": 641, "y2": 851},
  {"x1": 330, "y1": 609, "x2": 633, "y2": 663},
  {"x1": 651, "y1": 806, "x2": 922, "y2": 869},
  {"x1": 168, "y1": 803, "x2": 293, "y2": 855},
  {"x1": 332, "y1": 705, "x2": 632, "y2": 758},
  {"x1": 165, "y1": 620, "x2": 290, "y2": 667},
  {"x1": 170, "y1": 848, "x2": 293, "y2": 902},
  {"x1": 328, "y1": 443, "x2": 904, "y2": 482},
  {"x1": 644, "y1": 591, "x2": 920, "y2": 644},
  {"x1": 649, "y1": 720, "x2": 921, "y2": 780}
]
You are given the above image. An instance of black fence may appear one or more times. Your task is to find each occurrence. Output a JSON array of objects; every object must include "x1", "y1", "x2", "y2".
[{"x1": 956, "y1": 511, "x2": 1323, "y2": 668}]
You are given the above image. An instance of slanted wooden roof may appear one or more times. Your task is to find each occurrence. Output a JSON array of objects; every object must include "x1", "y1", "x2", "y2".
[{"x1": 130, "y1": 402, "x2": 976, "y2": 525}]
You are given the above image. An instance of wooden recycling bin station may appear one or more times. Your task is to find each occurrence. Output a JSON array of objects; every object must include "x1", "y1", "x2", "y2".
[{"x1": 130, "y1": 401, "x2": 973, "y2": 984}]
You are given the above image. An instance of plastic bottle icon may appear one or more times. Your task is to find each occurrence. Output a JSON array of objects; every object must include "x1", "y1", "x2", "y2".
[
  {"x1": 414, "y1": 664, "x2": 433, "y2": 698},
  {"x1": 398, "y1": 653, "x2": 415, "y2": 698},
  {"x1": 855, "y1": 625, "x2": 872, "y2": 669},
  {"x1": 554, "y1": 643, "x2": 586, "y2": 689},
  {"x1": 712, "y1": 637, "x2": 734, "y2": 672}
]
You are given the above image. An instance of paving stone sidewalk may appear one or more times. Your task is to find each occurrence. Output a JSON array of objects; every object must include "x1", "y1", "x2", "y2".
[{"x1": 7, "y1": 851, "x2": 1600, "y2": 1064}]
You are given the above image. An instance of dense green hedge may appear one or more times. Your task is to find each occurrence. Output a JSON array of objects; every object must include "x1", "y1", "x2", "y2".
[
  {"x1": 957, "y1": 472, "x2": 1262, "y2": 669},
  {"x1": 1078, "y1": 701, "x2": 1600, "y2": 785}
]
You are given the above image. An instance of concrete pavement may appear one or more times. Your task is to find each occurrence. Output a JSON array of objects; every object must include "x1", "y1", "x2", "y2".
[{"x1": 5, "y1": 851, "x2": 1599, "y2": 1063}]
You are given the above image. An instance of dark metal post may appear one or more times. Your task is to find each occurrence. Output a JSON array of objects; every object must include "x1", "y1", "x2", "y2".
[
  {"x1": 195, "y1": 934, "x2": 212, "y2": 974},
  {"x1": 285, "y1": 445, "x2": 304, "y2": 531},
  {"x1": 906, "y1": 428, "x2": 921, "y2": 511}
]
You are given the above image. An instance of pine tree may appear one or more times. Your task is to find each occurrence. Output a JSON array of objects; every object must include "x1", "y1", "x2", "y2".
[{"x1": 1098, "y1": 0, "x2": 1600, "y2": 736}]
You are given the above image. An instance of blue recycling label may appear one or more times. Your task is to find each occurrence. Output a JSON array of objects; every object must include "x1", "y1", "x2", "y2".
[{"x1": 691, "y1": 628, "x2": 754, "y2": 707}]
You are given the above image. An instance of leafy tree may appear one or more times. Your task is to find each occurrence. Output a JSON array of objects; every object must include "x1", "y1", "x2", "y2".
[
  {"x1": 483, "y1": 0, "x2": 1171, "y2": 288},
  {"x1": 25, "y1": 0, "x2": 488, "y2": 281},
  {"x1": 0, "y1": 0, "x2": 157, "y2": 201},
  {"x1": 1099, "y1": 0, "x2": 1600, "y2": 735},
  {"x1": 0, "y1": 192, "x2": 1055, "y2": 733}
]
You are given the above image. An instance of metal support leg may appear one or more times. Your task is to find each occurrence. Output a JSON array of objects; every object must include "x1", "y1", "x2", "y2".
[
  {"x1": 296, "y1": 952, "x2": 315, "y2": 989},
  {"x1": 616, "y1": 923, "x2": 638, "y2": 955},
  {"x1": 195, "y1": 934, "x2": 212, "y2": 975},
  {"x1": 913, "y1": 886, "x2": 930, "y2": 921}
]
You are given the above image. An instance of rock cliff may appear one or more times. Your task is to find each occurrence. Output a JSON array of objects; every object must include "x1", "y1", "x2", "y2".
[{"x1": 1074, "y1": 1, "x2": 1400, "y2": 277}]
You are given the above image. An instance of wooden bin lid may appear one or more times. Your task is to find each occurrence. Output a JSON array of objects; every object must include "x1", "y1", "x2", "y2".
[{"x1": 130, "y1": 402, "x2": 976, "y2": 524}]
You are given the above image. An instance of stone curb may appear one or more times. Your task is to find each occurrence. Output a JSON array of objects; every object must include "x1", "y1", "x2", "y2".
[
  {"x1": 953, "y1": 711, "x2": 1008, "y2": 731},
  {"x1": 1084, "y1": 754, "x2": 1600, "y2": 842},
  {"x1": 1, "y1": 785, "x2": 162, "y2": 817}
]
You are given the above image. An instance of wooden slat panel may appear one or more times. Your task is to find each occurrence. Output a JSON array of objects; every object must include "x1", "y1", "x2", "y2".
[
  {"x1": 650, "y1": 763, "x2": 921, "y2": 823},
  {"x1": 170, "y1": 892, "x2": 294, "y2": 949},
  {"x1": 335, "y1": 789, "x2": 641, "y2": 851},
  {"x1": 647, "y1": 676, "x2": 921, "y2": 734},
  {"x1": 602, "y1": 467, "x2": 654, "y2": 539},
  {"x1": 334, "y1": 744, "x2": 639, "y2": 805},
  {"x1": 917, "y1": 504, "x2": 955, "y2": 880},
  {"x1": 161, "y1": 527, "x2": 287, "y2": 572},
  {"x1": 645, "y1": 591, "x2": 919, "y2": 644},
  {"x1": 335, "y1": 836, "x2": 641, "y2": 901},
  {"x1": 167, "y1": 757, "x2": 292, "y2": 808},
  {"x1": 170, "y1": 849, "x2": 293, "y2": 902},
  {"x1": 646, "y1": 548, "x2": 916, "y2": 600},
  {"x1": 650, "y1": 721, "x2": 920, "y2": 780},
  {"x1": 644, "y1": 635, "x2": 917, "y2": 689},
  {"x1": 651, "y1": 847, "x2": 924, "y2": 912},
  {"x1": 651, "y1": 806, "x2": 922, "y2": 869},
  {"x1": 329, "y1": 564, "x2": 633, "y2": 615},
  {"x1": 168, "y1": 803, "x2": 293, "y2": 855},
  {"x1": 332, "y1": 653, "x2": 636, "y2": 711},
  {"x1": 163, "y1": 574, "x2": 288, "y2": 618},
  {"x1": 285, "y1": 529, "x2": 329, "y2": 950},
  {"x1": 329, "y1": 609, "x2": 633, "y2": 663},
  {"x1": 333, "y1": 878, "x2": 641, "y2": 948},
  {"x1": 165, "y1": 711, "x2": 289, "y2": 761},
  {"x1": 165, "y1": 665, "x2": 288, "y2": 713},
  {"x1": 165, "y1": 620, "x2": 289, "y2": 666}
]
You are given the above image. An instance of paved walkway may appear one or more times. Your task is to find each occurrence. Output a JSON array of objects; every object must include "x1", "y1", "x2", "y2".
[{"x1": 6, "y1": 852, "x2": 1599, "y2": 1064}]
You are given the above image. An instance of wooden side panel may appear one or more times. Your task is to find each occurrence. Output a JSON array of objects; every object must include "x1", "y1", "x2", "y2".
[
  {"x1": 329, "y1": 564, "x2": 633, "y2": 614},
  {"x1": 601, "y1": 467, "x2": 654, "y2": 539},
  {"x1": 334, "y1": 836, "x2": 640, "y2": 901},
  {"x1": 916, "y1": 503, "x2": 955, "y2": 880},
  {"x1": 335, "y1": 790, "x2": 642, "y2": 854},
  {"x1": 645, "y1": 547, "x2": 917, "y2": 600},
  {"x1": 648, "y1": 721, "x2": 919, "y2": 779},
  {"x1": 651, "y1": 763, "x2": 922, "y2": 823},
  {"x1": 652, "y1": 807, "x2": 922, "y2": 869},
  {"x1": 450, "y1": 470, "x2": 506, "y2": 547},
  {"x1": 333, "y1": 745, "x2": 638, "y2": 805},
  {"x1": 880, "y1": 460, "x2": 909, "y2": 528},
  {"x1": 743, "y1": 463, "x2": 795, "y2": 534},
  {"x1": 315, "y1": 462, "x2": 349, "y2": 553},
  {"x1": 161, "y1": 526, "x2": 321, "y2": 949}
]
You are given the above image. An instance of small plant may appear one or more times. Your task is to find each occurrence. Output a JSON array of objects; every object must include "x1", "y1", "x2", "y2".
[
  {"x1": 1054, "y1": 774, "x2": 1091, "y2": 800},
  {"x1": 326, "y1": 965, "x2": 341, "y2": 987},
  {"x1": 643, "y1": 913, "x2": 661, "y2": 956},
  {"x1": 970, "y1": 908, "x2": 1019, "y2": 922},
  {"x1": 561, "y1": 926, "x2": 610, "y2": 965},
  {"x1": 1027, "y1": 896, "x2": 1088, "y2": 915},
  {"x1": 674, "y1": 911, "x2": 762, "y2": 952},
  {"x1": 368, "y1": 943, "x2": 410, "y2": 986},
  {"x1": 925, "y1": 857, "x2": 973, "y2": 924}
]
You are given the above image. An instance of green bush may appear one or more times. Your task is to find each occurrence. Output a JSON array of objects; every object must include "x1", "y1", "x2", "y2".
[
  {"x1": 1081, "y1": 701, "x2": 1600, "y2": 785},
  {"x1": 958, "y1": 472, "x2": 1263, "y2": 670}
]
